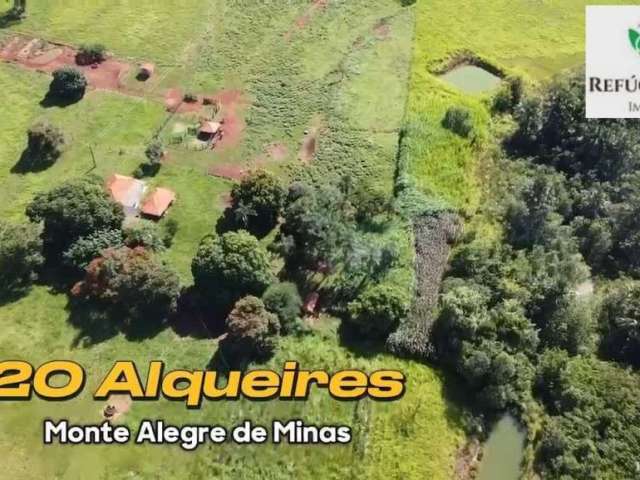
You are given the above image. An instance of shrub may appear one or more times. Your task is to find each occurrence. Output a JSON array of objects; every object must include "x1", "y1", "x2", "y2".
[
  {"x1": 49, "y1": 67, "x2": 88, "y2": 102},
  {"x1": 145, "y1": 139, "x2": 164, "y2": 164},
  {"x1": 262, "y1": 282, "x2": 303, "y2": 334},
  {"x1": 162, "y1": 218, "x2": 179, "y2": 248},
  {"x1": 492, "y1": 75, "x2": 524, "y2": 113},
  {"x1": 134, "y1": 139, "x2": 164, "y2": 178},
  {"x1": 63, "y1": 229, "x2": 124, "y2": 272},
  {"x1": 21, "y1": 121, "x2": 65, "y2": 170},
  {"x1": 183, "y1": 93, "x2": 198, "y2": 103},
  {"x1": 347, "y1": 283, "x2": 410, "y2": 339},
  {"x1": 123, "y1": 220, "x2": 165, "y2": 252},
  {"x1": 26, "y1": 175, "x2": 124, "y2": 260},
  {"x1": 76, "y1": 43, "x2": 107, "y2": 66},
  {"x1": 442, "y1": 106, "x2": 474, "y2": 138},
  {"x1": 0, "y1": 220, "x2": 43, "y2": 298},
  {"x1": 7, "y1": 0, "x2": 26, "y2": 19},
  {"x1": 222, "y1": 296, "x2": 280, "y2": 362}
]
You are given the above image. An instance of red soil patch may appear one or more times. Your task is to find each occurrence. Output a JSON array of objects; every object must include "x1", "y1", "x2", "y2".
[
  {"x1": 285, "y1": 0, "x2": 329, "y2": 40},
  {"x1": 220, "y1": 192, "x2": 233, "y2": 208},
  {"x1": 208, "y1": 164, "x2": 248, "y2": 181},
  {"x1": 254, "y1": 142, "x2": 289, "y2": 169},
  {"x1": 0, "y1": 35, "x2": 129, "y2": 91},
  {"x1": 266, "y1": 143, "x2": 288, "y2": 161},
  {"x1": 211, "y1": 90, "x2": 246, "y2": 150},
  {"x1": 374, "y1": 22, "x2": 391, "y2": 40},
  {"x1": 164, "y1": 88, "x2": 204, "y2": 114}
]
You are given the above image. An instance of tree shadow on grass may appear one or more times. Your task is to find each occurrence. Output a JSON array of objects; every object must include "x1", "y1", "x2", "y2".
[
  {"x1": 67, "y1": 298, "x2": 170, "y2": 347},
  {"x1": 337, "y1": 320, "x2": 387, "y2": 359},
  {"x1": 40, "y1": 92, "x2": 83, "y2": 109},
  {"x1": 11, "y1": 148, "x2": 53, "y2": 174},
  {"x1": 0, "y1": 10, "x2": 23, "y2": 28},
  {"x1": 170, "y1": 286, "x2": 228, "y2": 339},
  {"x1": 0, "y1": 287, "x2": 33, "y2": 308},
  {"x1": 67, "y1": 300, "x2": 120, "y2": 348}
]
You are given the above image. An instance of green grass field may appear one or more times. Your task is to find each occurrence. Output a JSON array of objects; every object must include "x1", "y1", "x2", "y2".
[
  {"x1": 0, "y1": 288, "x2": 462, "y2": 480},
  {"x1": 0, "y1": 1, "x2": 466, "y2": 479}
]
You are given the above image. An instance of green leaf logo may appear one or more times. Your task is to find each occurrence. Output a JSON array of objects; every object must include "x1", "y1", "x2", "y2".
[{"x1": 629, "y1": 28, "x2": 640, "y2": 52}]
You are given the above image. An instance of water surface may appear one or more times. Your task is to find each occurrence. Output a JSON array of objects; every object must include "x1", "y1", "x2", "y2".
[
  {"x1": 476, "y1": 415, "x2": 525, "y2": 480},
  {"x1": 439, "y1": 65, "x2": 502, "y2": 94}
]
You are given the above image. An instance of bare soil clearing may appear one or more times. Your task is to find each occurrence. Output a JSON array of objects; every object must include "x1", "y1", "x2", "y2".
[
  {"x1": 299, "y1": 127, "x2": 321, "y2": 163},
  {"x1": 102, "y1": 394, "x2": 132, "y2": 422},
  {"x1": 0, "y1": 35, "x2": 130, "y2": 91},
  {"x1": 208, "y1": 163, "x2": 248, "y2": 181}
]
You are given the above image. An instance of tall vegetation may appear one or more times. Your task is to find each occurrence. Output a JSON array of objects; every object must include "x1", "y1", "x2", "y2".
[
  {"x1": 72, "y1": 246, "x2": 180, "y2": 328},
  {"x1": 192, "y1": 230, "x2": 274, "y2": 310},
  {"x1": 26, "y1": 176, "x2": 124, "y2": 261},
  {"x1": 439, "y1": 70, "x2": 640, "y2": 478},
  {"x1": 0, "y1": 220, "x2": 43, "y2": 298}
]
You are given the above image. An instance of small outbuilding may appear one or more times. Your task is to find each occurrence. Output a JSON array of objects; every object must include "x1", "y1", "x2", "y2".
[
  {"x1": 106, "y1": 174, "x2": 147, "y2": 217},
  {"x1": 198, "y1": 121, "x2": 222, "y2": 141},
  {"x1": 141, "y1": 187, "x2": 176, "y2": 219},
  {"x1": 137, "y1": 63, "x2": 155, "y2": 81}
]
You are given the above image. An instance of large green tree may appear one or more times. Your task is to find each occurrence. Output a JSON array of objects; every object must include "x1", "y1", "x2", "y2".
[
  {"x1": 0, "y1": 220, "x2": 43, "y2": 298},
  {"x1": 219, "y1": 296, "x2": 280, "y2": 364},
  {"x1": 72, "y1": 246, "x2": 180, "y2": 326},
  {"x1": 347, "y1": 283, "x2": 410, "y2": 340},
  {"x1": 229, "y1": 170, "x2": 285, "y2": 235},
  {"x1": 192, "y1": 230, "x2": 274, "y2": 308},
  {"x1": 278, "y1": 184, "x2": 355, "y2": 271},
  {"x1": 26, "y1": 176, "x2": 124, "y2": 261}
]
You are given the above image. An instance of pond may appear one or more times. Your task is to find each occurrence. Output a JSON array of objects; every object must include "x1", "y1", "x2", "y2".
[
  {"x1": 476, "y1": 415, "x2": 526, "y2": 480},
  {"x1": 439, "y1": 65, "x2": 502, "y2": 94}
]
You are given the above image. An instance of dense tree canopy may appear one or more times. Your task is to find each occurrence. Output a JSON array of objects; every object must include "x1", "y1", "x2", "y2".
[
  {"x1": 220, "y1": 296, "x2": 280, "y2": 364},
  {"x1": 512, "y1": 71, "x2": 640, "y2": 278},
  {"x1": 599, "y1": 280, "x2": 640, "y2": 368},
  {"x1": 72, "y1": 246, "x2": 180, "y2": 326},
  {"x1": 62, "y1": 229, "x2": 123, "y2": 272},
  {"x1": 26, "y1": 176, "x2": 124, "y2": 260},
  {"x1": 0, "y1": 220, "x2": 43, "y2": 298},
  {"x1": 278, "y1": 183, "x2": 355, "y2": 271},
  {"x1": 229, "y1": 170, "x2": 285, "y2": 235},
  {"x1": 262, "y1": 282, "x2": 303, "y2": 335},
  {"x1": 49, "y1": 67, "x2": 88, "y2": 102},
  {"x1": 192, "y1": 230, "x2": 274, "y2": 308},
  {"x1": 535, "y1": 356, "x2": 640, "y2": 480}
]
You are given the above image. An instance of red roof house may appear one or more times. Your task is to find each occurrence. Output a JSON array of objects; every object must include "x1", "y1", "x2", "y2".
[
  {"x1": 198, "y1": 121, "x2": 222, "y2": 141},
  {"x1": 106, "y1": 174, "x2": 146, "y2": 216},
  {"x1": 141, "y1": 187, "x2": 176, "y2": 218}
]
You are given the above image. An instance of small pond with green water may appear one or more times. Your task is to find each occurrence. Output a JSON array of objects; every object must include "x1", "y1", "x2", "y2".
[
  {"x1": 439, "y1": 65, "x2": 502, "y2": 94},
  {"x1": 476, "y1": 415, "x2": 526, "y2": 480}
]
